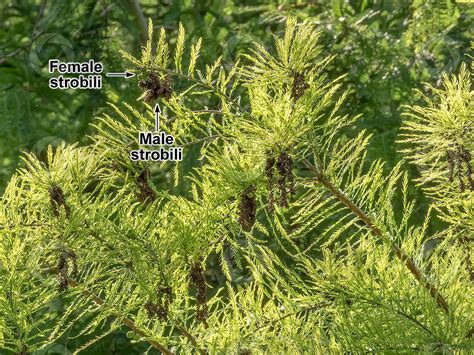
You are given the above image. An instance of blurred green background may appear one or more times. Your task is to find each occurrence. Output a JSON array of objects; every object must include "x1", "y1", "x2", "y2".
[{"x1": 1, "y1": 0, "x2": 472, "y2": 353}]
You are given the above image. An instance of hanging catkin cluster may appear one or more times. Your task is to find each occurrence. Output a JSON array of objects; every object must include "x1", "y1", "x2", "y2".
[
  {"x1": 447, "y1": 144, "x2": 473, "y2": 192},
  {"x1": 238, "y1": 185, "x2": 257, "y2": 231},
  {"x1": 49, "y1": 184, "x2": 70, "y2": 218},
  {"x1": 266, "y1": 151, "x2": 295, "y2": 210},
  {"x1": 189, "y1": 260, "x2": 208, "y2": 325},
  {"x1": 138, "y1": 72, "x2": 172, "y2": 103},
  {"x1": 291, "y1": 71, "x2": 309, "y2": 102},
  {"x1": 57, "y1": 250, "x2": 77, "y2": 292},
  {"x1": 145, "y1": 286, "x2": 173, "y2": 321},
  {"x1": 136, "y1": 168, "x2": 156, "y2": 203}
]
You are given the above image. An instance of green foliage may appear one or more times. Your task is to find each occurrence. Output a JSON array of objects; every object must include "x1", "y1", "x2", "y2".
[
  {"x1": 2, "y1": 0, "x2": 472, "y2": 193},
  {"x1": 401, "y1": 64, "x2": 473, "y2": 200},
  {"x1": 237, "y1": 0, "x2": 473, "y2": 165},
  {"x1": 1, "y1": 2, "x2": 473, "y2": 354},
  {"x1": 400, "y1": 62, "x2": 473, "y2": 287},
  {"x1": 0, "y1": 0, "x2": 135, "y2": 194}
]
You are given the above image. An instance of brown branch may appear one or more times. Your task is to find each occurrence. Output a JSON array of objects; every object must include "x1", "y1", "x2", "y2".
[
  {"x1": 174, "y1": 323, "x2": 207, "y2": 355},
  {"x1": 75, "y1": 221, "x2": 206, "y2": 352},
  {"x1": 304, "y1": 159, "x2": 450, "y2": 314},
  {"x1": 66, "y1": 277, "x2": 174, "y2": 354}
]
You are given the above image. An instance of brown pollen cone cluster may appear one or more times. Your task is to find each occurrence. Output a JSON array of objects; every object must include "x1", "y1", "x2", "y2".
[
  {"x1": 18, "y1": 344, "x2": 29, "y2": 355},
  {"x1": 145, "y1": 286, "x2": 173, "y2": 321},
  {"x1": 49, "y1": 184, "x2": 71, "y2": 218},
  {"x1": 137, "y1": 169, "x2": 156, "y2": 204},
  {"x1": 447, "y1": 144, "x2": 473, "y2": 192},
  {"x1": 238, "y1": 185, "x2": 257, "y2": 231},
  {"x1": 138, "y1": 72, "x2": 172, "y2": 103},
  {"x1": 291, "y1": 71, "x2": 309, "y2": 102},
  {"x1": 190, "y1": 260, "x2": 208, "y2": 325},
  {"x1": 57, "y1": 250, "x2": 77, "y2": 292},
  {"x1": 266, "y1": 151, "x2": 295, "y2": 210}
]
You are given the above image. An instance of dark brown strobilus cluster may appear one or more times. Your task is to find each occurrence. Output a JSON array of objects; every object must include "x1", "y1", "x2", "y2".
[
  {"x1": 57, "y1": 250, "x2": 77, "y2": 292},
  {"x1": 190, "y1": 259, "x2": 208, "y2": 326},
  {"x1": 145, "y1": 286, "x2": 173, "y2": 321},
  {"x1": 291, "y1": 71, "x2": 309, "y2": 102},
  {"x1": 17, "y1": 344, "x2": 29, "y2": 355},
  {"x1": 238, "y1": 185, "x2": 257, "y2": 232},
  {"x1": 136, "y1": 169, "x2": 156, "y2": 204},
  {"x1": 447, "y1": 144, "x2": 473, "y2": 192},
  {"x1": 49, "y1": 184, "x2": 71, "y2": 218},
  {"x1": 266, "y1": 151, "x2": 295, "y2": 210},
  {"x1": 138, "y1": 72, "x2": 172, "y2": 103}
]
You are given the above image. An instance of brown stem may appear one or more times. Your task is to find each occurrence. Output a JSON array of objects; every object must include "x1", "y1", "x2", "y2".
[
  {"x1": 74, "y1": 222, "x2": 205, "y2": 352},
  {"x1": 175, "y1": 323, "x2": 207, "y2": 355},
  {"x1": 304, "y1": 160, "x2": 450, "y2": 314},
  {"x1": 66, "y1": 277, "x2": 174, "y2": 354}
]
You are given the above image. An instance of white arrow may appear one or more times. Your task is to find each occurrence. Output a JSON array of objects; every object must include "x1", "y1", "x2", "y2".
[
  {"x1": 153, "y1": 103, "x2": 161, "y2": 132},
  {"x1": 105, "y1": 70, "x2": 135, "y2": 79}
]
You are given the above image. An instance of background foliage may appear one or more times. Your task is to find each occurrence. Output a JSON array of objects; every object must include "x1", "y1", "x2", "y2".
[
  {"x1": 1, "y1": 0, "x2": 473, "y2": 191},
  {"x1": 0, "y1": 0, "x2": 473, "y2": 354}
]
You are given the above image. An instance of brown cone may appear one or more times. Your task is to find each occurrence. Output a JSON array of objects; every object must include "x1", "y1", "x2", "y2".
[{"x1": 238, "y1": 185, "x2": 257, "y2": 231}]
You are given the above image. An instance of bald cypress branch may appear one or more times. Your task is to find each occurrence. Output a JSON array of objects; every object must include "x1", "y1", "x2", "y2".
[{"x1": 304, "y1": 159, "x2": 450, "y2": 314}]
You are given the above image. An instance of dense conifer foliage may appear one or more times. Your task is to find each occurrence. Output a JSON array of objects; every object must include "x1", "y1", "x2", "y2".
[{"x1": 0, "y1": 1, "x2": 473, "y2": 354}]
